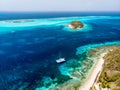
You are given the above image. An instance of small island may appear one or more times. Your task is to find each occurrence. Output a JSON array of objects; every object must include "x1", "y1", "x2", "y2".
[
  {"x1": 68, "y1": 21, "x2": 84, "y2": 30},
  {"x1": 4, "y1": 19, "x2": 34, "y2": 23}
]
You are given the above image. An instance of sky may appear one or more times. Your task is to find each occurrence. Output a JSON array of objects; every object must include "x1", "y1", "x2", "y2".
[{"x1": 0, "y1": 0, "x2": 120, "y2": 12}]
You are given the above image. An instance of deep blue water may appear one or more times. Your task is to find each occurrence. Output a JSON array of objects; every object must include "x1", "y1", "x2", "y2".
[
  {"x1": 0, "y1": 13, "x2": 120, "y2": 90},
  {"x1": 0, "y1": 12, "x2": 120, "y2": 20}
]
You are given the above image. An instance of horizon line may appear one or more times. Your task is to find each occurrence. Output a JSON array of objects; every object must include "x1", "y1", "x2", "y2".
[{"x1": 0, "y1": 11, "x2": 120, "y2": 13}]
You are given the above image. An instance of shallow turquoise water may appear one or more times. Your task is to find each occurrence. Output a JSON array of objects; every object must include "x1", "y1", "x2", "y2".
[{"x1": 0, "y1": 16, "x2": 120, "y2": 90}]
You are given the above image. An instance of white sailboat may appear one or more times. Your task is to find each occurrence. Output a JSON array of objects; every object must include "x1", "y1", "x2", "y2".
[
  {"x1": 56, "y1": 52, "x2": 66, "y2": 63},
  {"x1": 56, "y1": 58, "x2": 66, "y2": 63}
]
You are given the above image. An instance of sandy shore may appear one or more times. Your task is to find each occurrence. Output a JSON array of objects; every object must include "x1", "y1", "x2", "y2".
[{"x1": 79, "y1": 52, "x2": 107, "y2": 90}]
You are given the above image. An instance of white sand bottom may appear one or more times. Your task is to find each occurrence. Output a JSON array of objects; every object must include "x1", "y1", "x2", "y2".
[{"x1": 79, "y1": 52, "x2": 107, "y2": 90}]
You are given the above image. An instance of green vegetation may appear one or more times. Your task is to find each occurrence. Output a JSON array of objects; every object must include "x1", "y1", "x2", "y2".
[
  {"x1": 89, "y1": 86, "x2": 97, "y2": 90},
  {"x1": 112, "y1": 88, "x2": 120, "y2": 90},
  {"x1": 70, "y1": 21, "x2": 84, "y2": 29},
  {"x1": 99, "y1": 46, "x2": 120, "y2": 89}
]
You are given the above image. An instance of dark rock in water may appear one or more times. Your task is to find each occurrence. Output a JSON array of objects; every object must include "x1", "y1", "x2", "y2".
[
  {"x1": 51, "y1": 74, "x2": 55, "y2": 79},
  {"x1": 69, "y1": 21, "x2": 84, "y2": 30}
]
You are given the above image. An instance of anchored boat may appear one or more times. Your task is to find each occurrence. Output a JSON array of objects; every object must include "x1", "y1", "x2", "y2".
[{"x1": 56, "y1": 58, "x2": 66, "y2": 63}]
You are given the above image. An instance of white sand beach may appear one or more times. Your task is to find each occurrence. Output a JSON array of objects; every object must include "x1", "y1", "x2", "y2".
[{"x1": 79, "y1": 52, "x2": 107, "y2": 90}]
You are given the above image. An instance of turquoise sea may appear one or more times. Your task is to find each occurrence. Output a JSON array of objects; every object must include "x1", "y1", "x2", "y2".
[{"x1": 0, "y1": 13, "x2": 120, "y2": 90}]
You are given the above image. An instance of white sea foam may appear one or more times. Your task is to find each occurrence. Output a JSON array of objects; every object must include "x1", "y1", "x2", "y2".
[{"x1": 63, "y1": 23, "x2": 92, "y2": 32}]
